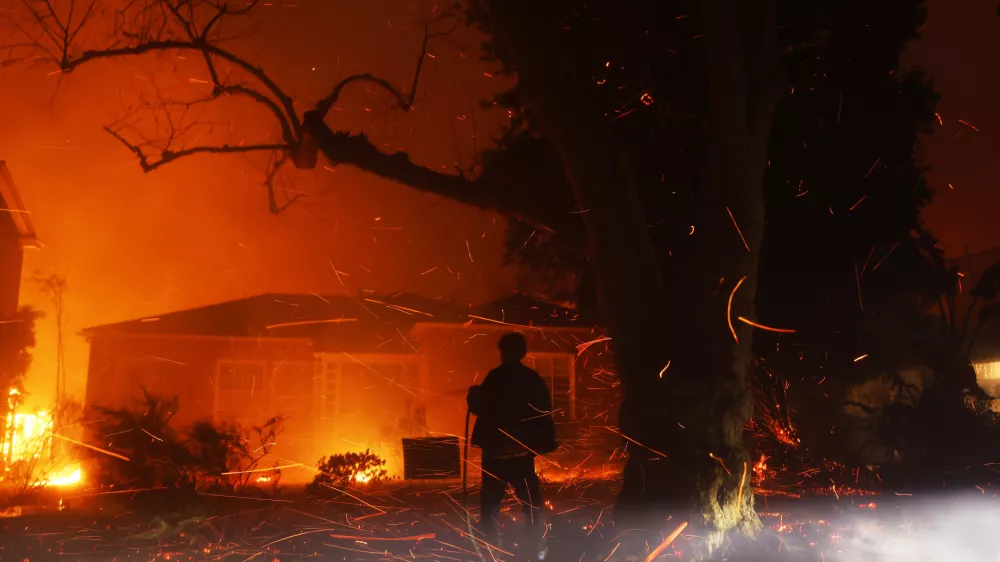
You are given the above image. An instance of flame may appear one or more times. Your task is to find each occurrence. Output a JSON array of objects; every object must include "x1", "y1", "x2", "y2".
[
  {"x1": 42, "y1": 465, "x2": 82, "y2": 487},
  {"x1": 2, "y1": 408, "x2": 53, "y2": 463},
  {"x1": 353, "y1": 471, "x2": 371, "y2": 484},
  {"x1": 255, "y1": 475, "x2": 272, "y2": 483}
]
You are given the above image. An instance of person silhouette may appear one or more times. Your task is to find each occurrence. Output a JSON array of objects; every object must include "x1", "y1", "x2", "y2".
[{"x1": 466, "y1": 332, "x2": 557, "y2": 558}]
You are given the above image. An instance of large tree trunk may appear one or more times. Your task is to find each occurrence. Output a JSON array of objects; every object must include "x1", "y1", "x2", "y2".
[
  {"x1": 483, "y1": 0, "x2": 780, "y2": 553},
  {"x1": 656, "y1": 0, "x2": 782, "y2": 549}
]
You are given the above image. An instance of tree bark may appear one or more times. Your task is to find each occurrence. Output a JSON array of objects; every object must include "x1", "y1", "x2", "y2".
[{"x1": 480, "y1": 0, "x2": 780, "y2": 553}]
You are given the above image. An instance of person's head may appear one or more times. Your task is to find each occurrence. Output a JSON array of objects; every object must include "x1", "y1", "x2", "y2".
[{"x1": 498, "y1": 332, "x2": 528, "y2": 364}]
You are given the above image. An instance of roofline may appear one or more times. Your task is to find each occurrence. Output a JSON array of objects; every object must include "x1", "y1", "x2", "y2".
[
  {"x1": 412, "y1": 321, "x2": 598, "y2": 333},
  {"x1": 80, "y1": 292, "x2": 438, "y2": 333},
  {"x1": 81, "y1": 330, "x2": 315, "y2": 345},
  {"x1": 0, "y1": 162, "x2": 38, "y2": 248}
]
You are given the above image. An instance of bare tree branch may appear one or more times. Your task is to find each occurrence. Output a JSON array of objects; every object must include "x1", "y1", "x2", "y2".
[
  {"x1": 313, "y1": 10, "x2": 459, "y2": 120},
  {"x1": 105, "y1": 124, "x2": 287, "y2": 172},
  {"x1": 264, "y1": 153, "x2": 299, "y2": 214},
  {"x1": 59, "y1": 40, "x2": 302, "y2": 138},
  {"x1": 2, "y1": 1, "x2": 552, "y2": 225}
]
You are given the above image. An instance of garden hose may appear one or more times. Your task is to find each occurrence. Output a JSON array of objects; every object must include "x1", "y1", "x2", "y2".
[{"x1": 463, "y1": 407, "x2": 486, "y2": 561}]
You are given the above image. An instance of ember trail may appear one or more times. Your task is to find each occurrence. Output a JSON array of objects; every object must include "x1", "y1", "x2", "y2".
[{"x1": 1, "y1": 0, "x2": 999, "y2": 561}]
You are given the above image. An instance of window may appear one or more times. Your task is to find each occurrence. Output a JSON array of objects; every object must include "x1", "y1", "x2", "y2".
[
  {"x1": 974, "y1": 361, "x2": 1000, "y2": 397},
  {"x1": 974, "y1": 361, "x2": 1000, "y2": 381},
  {"x1": 216, "y1": 361, "x2": 266, "y2": 424},
  {"x1": 316, "y1": 354, "x2": 424, "y2": 442},
  {"x1": 526, "y1": 354, "x2": 576, "y2": 420},
  {"x1": 271, "y1": 361, "x2": 316, "y2": 446}
]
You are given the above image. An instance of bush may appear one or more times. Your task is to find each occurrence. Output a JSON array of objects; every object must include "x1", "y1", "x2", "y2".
[
  {"x1": 87, "y1": 391, "x2": 284, "y2": 495},
  {"x1": 187, "y1": 416, "x2": 283, "y2": 493},
  {"x1": 88, "y1": 392, "x2": 194, "y2": 491},
  {"x1": 306, "y1": 450, "x2": 387, "y2": 495}
]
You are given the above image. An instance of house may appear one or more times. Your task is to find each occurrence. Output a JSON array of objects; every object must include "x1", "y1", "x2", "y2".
[
  {"x1": 0, "y1": 162, "x2": 38, "y2": 318},
  {"x1": 82, "y1": 292, "x2": 612, "y2": 478}
]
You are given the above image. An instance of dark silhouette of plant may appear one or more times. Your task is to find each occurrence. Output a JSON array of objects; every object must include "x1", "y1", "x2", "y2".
[
  {"x1": 89, "y1": 392, "x2": 285, "y2": 496},
  {"x1": 306, "y1": 450, "x2": 387, "y2": 495},
  {"x1": 88, "y1": 391, "x2": 194, "y2": 492},
  {"x1": 0, "y1": 306, "x2": 40, "y2": 397},
  {"x1": 920, "y1": 245, "x2": 1000, "y2": 399},
  {"x1": 188, "y1": 416, "x2": 284, "y2": 493},
  {"x1": 32, "y1": 273, "x2": 68, "y2": 410}
]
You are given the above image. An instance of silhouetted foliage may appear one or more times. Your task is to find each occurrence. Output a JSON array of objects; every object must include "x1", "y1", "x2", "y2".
[
  {"x1": 481, "y1": 0, "x2": 940, "y2": 452},
  {"x1": 484, "y1": 1, "x2": 939, "y2": 352},
  {"x1": 306, "y1": 450, "x2": 388, "y2": 495},
  {"x1": 88, "y1": 392, "x2": 284, "y2": 496},
  {"x1": 89, "y1": 392, "x2": 193, "y2": 491},
  {"x1": 0, "y1": 306, "x2": 40, "y2": 394}
]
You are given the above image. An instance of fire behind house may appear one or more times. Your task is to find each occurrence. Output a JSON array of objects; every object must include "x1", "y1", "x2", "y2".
[{"x1": 82, "y1": 292, "x2": 614, "y2": 479}]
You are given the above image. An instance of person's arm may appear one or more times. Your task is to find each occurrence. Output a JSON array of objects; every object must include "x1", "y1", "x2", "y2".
[
  {"x1": 530, "y1": 373, "x2": 559, "y2": 453},
  {"x1": 467, "y1": 371, "x2": 497, "y2": 416},
  {"x1": 529, "y1": 372, "x2": 554, "y2": 415}
]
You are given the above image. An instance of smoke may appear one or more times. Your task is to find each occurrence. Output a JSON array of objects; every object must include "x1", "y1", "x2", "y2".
[
  {"x1": 0, "y1": 0, "x2": 516, "y2": 404},
  {"x1": 761, "y1": 495, "x2": 1000, "y2": 561}
]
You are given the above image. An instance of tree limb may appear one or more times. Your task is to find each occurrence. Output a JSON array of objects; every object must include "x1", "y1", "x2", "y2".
[
  {"x1": 302, "y1": 110, "x2": 561, "y2": 232},
  {"x1": 104, "y1": 125, "x2": 287, "y2": 172},
  {"x1": 7, "y1": 1, "x2": 563, "y2": 229},
  {"x1": 264, "y1": 153, "x2": 299, "y2": 214},
  {"x1": 65, "y1": 40, "x2": 302, "y2": 139},
  {"x1": 315, "y1": 73, "x2": 412, "y2": 119}
]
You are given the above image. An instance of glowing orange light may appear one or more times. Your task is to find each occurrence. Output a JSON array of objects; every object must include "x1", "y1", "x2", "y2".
[
  {"x1": 2, "y1": 408, "x2": 53, "y2": 463},
  {"x1": 725, "y1": 206, "x2": 750, "y2": 253},
  {"x1": 736, "y1": 317, "x2": 795, "y2": 334},
  {"x1": 728, "y1": 277, "x2": 747, "y2": 343},
  {"x1": 659, "y1": 361, "x2": 671, "y2": 378},
  {"x1": 645, "y1": 521, "x2": 688, "y2": 562},
  {"x1": 42, "y1": 465, "x2": 83, "y2": 487}
]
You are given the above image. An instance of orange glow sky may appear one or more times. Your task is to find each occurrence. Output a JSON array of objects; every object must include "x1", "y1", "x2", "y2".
[
  {"x1": 0, "y1": 1, "x2": 516, "y2": 405},
  {"x1": 1, "y1": 0, "x2": 997, "y2": 406}
]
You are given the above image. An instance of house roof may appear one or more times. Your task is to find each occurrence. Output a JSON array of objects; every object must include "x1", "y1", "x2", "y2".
[
  {"x1": 0, "y1": 162, "x2": 38, "y2": 248},
  {"x1": 465, "y1": 293, "x2": 587, "y2": 328},
  {"x1": 82, "y1": 292, "x2": 591, "y2": 340}
]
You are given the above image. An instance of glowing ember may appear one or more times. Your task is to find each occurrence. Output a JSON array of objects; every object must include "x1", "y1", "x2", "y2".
[
  {"x1": 255, "y1": 475, "x2": 272, "y2": 483},
  {"x1": 753, "y1": 454, "x2": 768, "y2": 484},
  {"x1": 773, "y1": 423, "x2": 800, "y2": 447}
]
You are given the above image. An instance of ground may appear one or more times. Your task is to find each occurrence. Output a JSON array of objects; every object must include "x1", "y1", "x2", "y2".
[{"x1": 4, "y1": 474, "x2": 1000, "y2": 561}]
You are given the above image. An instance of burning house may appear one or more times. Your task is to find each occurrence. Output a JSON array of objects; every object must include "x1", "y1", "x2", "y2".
[
  {"x1": 0, "y1": 161, "x2": 38, "y2": 319},
  {"x1": 82, "y1": 293, "x2": 610, "y2": 478}
]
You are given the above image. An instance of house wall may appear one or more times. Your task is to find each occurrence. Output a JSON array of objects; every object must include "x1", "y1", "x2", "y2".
[
  {"x1": 0, "y1": 195, "x2": 22, "y2": 318},
  {"x1": 84, "y1": 334, "x2": 321, "y2": 472},
  {"x1": 312, "y1": 352, "x2": 425, "y2": 475},
  {"x1": 84, "y1": 323, "x2": 620, "y2": 481}
]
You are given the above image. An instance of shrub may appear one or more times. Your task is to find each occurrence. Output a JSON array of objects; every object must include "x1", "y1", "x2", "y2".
[
  {"x1": 87, "y1": 392, "x2": 284, "y2": 495},
  {"x1": 306, "y1": 450, "x2": 387, "y2": 495},
  {"x1": 88, "y1": 391, "x2": 194, "y2": 492},
  {"x1": 188, "y1": 416, "x2": 284, "y2": 493}
]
